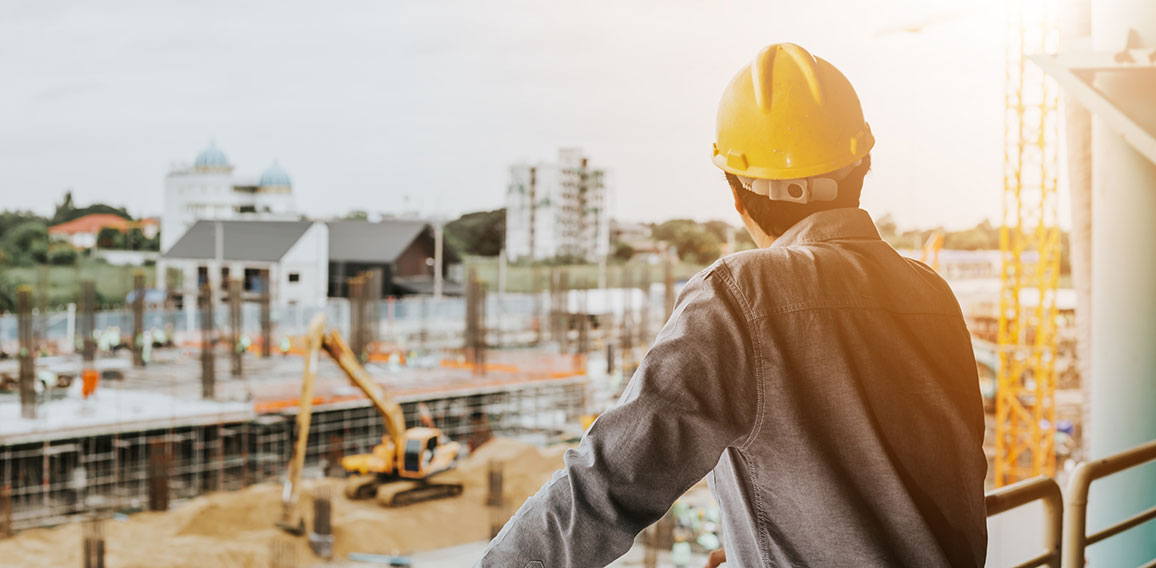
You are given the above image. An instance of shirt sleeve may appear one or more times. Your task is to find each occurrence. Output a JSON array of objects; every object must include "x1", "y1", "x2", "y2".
[{"x1": 475, "y1": 265, "x2": 760, "y2": 568}]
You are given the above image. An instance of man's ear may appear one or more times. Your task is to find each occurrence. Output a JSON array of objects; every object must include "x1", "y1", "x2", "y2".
[{"x1": 730, "y1": 181, "x2": 745, "y2": 215}]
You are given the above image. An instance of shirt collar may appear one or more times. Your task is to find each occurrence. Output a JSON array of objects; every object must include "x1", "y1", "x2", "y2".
[{"x1": 770, "y1": 208, "x2": 882, "y2": 248}]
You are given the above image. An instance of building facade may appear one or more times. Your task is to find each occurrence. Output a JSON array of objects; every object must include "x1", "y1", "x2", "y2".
[
  {"x1": 161, "y1": 219, "x2": 460, "y2": 310},
  {"x1": 160, "y1": 142, "x2": 297, "y2": 253},
  {"x1": 505, "y1": 148, "x2": 609, "y2": 262}
]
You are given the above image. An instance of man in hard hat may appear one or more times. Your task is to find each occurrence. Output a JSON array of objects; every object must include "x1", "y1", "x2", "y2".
[{"x1": 477, "y1": 43, "x2": 986, "y2": 567}]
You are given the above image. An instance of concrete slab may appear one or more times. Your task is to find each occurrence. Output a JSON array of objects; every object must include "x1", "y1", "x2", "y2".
[{"x1": 0, "y1": 385, "x2": 253, "y2": 444}]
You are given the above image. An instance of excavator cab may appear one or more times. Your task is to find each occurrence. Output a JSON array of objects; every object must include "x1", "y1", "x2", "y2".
[{"x1": 403, "y1": 435, "x2": 437, "y2": 476}]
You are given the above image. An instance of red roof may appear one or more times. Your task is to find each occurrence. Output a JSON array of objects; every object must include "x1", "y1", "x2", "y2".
[{"x1": 49, "y1": 214, "x2": 131, "y2": 235}]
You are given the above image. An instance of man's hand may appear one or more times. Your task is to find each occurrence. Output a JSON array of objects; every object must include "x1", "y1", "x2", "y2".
[{"x1": 705, "y1": 548, "x2": 726, "y2": 568}]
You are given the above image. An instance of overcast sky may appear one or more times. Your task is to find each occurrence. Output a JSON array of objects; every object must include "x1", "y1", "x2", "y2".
[{"x1": 2, "y1": 0, "x2": 1050, "y2": 230}]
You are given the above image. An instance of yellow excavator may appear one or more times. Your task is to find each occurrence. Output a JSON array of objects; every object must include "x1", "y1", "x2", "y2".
[{"x1": 278, "y1": 314, "x2": 463, "y2": 535}]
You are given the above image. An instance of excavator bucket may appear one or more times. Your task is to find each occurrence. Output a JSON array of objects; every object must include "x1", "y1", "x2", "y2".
[{"x1": 276, "y1": 517, "x2": 306, "y2": 536}]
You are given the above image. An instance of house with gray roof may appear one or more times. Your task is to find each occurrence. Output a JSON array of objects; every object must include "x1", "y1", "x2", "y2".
[{"x1": 159, "y1": 219, "x2": 458, "y2": 310}]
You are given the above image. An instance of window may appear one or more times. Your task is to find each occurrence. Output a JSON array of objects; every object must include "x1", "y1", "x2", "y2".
[{"x1": 288, "y1": 272, "x2": 300, "y2": 283}]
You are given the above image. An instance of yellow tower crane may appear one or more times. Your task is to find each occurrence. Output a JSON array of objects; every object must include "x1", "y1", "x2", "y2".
[{"x1": 995, "y1": 0, "x2": 1063, "y2": 487}]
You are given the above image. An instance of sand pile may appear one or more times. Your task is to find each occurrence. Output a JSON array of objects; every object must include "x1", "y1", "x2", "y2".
[{"x1": 0, "y1": 438, "x2": 570, "y2": 568}]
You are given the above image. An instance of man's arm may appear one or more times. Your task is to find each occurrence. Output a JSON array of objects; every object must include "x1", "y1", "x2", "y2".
[{"x1": 476, "y1": 266, "x2": 760, "y2": 568}]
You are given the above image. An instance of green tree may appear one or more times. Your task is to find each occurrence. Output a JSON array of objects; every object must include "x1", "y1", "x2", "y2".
[
  {"x1": 613, "y1": 242, "x2": 635, "y2": 262},
  {"x1": 124, "y1": 227, "x2": 147, "y2": 250},
  {"x1": 651, "y1": 220, "x2": 723, "y2": 263},
  {"x1": 445, "y1": 209, "x2": 505, "y2": 257},
  {"x1": 875, "y1": 212, "x2": 899, "y2": 242},
  {"x1": 50, "y1": 191, "x2": 131, "y2": 225},
  {"x1": 47, "y1": 246, "x2": 78, "y2": 266},
  {"x1": 344, "y1": 210, "x2": 369, "y2": 221},
  {"x1": 0, "y1": 211, "x2": 47, "y2": 242},
  {"x1": 0, "y1": 271, "x2": 14, "y2": 311},
  {"x1": 141, "y1": 232, "x2": 161, "y2": 251},
  {"x1": 943, "y1": 219, "x2": 1000, "y2": 250},
  {"x1": 96, "y1": 226, "x2": 123, "y2": 249},
  {"x1": 1, "y1": 221, "x2": 49, "y2": 265}
]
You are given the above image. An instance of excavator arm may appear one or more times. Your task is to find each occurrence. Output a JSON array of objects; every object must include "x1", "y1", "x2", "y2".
[
  {"x1": 279, "y1": 313, "x2": 408, "y2": 532},
  {"x1": 318, "y1": 326, "x2": 408, "y2": 465},
  {"x1": 277, "y1": 313, "x2": 325, "y2": 535},
  {"x1": 280, "y1": 312, "x2": 462, "y2": 533}
]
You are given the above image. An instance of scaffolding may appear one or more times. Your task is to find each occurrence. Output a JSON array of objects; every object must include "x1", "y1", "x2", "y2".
[
  {"x1": 0, "y1": 375, "x2": 586, "y2": 531},
  {"x1": 995, "y1": 0, "x2": 1062, "y2": 486}
]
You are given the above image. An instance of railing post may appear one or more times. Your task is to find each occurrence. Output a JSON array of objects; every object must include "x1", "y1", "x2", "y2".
[
  {"x1": 1062, "y1": 463, "x2": 1091, "y2": 568},
  {"x1": 984, "y1": 476, "x2": 1063, "y2": 568}
]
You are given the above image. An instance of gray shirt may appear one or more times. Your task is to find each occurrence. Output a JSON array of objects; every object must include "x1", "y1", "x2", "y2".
[{"x1": 477, "y1": 208, "x2": 988, "y2": 567}]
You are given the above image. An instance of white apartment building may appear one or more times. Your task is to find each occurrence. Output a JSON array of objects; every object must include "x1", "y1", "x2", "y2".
[
  {"x1": 505, "y1": 148, "x2": 609, "y2": 262},
  {"x1": 160, "y1": 142, "x2": 297, "y2": 253}
]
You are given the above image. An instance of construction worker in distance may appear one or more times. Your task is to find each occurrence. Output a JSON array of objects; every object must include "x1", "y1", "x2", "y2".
[{"x1": 477, "y1": 42, "x2": 986, "y2": 567}]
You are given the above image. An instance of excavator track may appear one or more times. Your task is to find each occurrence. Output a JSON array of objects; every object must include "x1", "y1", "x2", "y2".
[
  {"x1": 344, "y1": 475, "x2": 382, "y2": 500},
  {"x1": 376, "y1": 480, "x2": 464, "y2": 507}
]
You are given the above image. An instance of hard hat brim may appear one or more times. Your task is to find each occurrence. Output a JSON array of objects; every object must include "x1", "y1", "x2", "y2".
[{"x1": 712, "y1": 131, "x2": 874, "y2": 181}]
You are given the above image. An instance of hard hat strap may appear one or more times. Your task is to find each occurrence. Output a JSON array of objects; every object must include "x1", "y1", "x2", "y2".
[{"x1": 737, "y1": 159, "x2": 862, "y2": 204}]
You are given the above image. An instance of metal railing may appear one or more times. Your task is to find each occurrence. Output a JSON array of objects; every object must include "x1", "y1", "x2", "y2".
[
  {"x1": 1062, "y1": 439, "x2": 1156, "y2": 568},
  {"x1": 986, "y1": 476, "x2": 1064, "y2": 568}
]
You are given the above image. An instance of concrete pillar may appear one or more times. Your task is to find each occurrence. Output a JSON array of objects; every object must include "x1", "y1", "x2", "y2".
[
  {"x1": 1060, "y1": 0, "x2": 1093, "y2": 462},
  {"x1": 434, "y1": 222, "x2": 444, "y2": 299},
  {"x1": 1089, "y1": 0, "x2": 1156, "y2": 563},
  {"x1": 155, "y1": 259, "x2": 168, "y2": 293}
]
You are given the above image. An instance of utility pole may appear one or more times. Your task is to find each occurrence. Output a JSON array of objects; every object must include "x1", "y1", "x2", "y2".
[
  {"x1": 80, "y1": 280, "x2": 96, "y2": 365},
  {"x1": 528, "y1": 166, "x2": 537, "y2": 262},
  {"x1": 132, "y1": 272, "x2": 145, "y2": 367},
  {"x1": 200, "y1": 283, "x2": 215, "y2": 399},
  {"x1": 17, "y1": 287, "x2": 35, "y2": 419},
  {"x1": 259, "y1": 273, "x2": 272, "y2": 358},
  {"x1": 229, "y1": 278, "x2": 242, "y2": 377},
  {"x1": 433, "y1": 222, "x2": 444, "y2": 299},
  {"x1": 664, "y1": 252, "x2": 676, "y2": 322}
]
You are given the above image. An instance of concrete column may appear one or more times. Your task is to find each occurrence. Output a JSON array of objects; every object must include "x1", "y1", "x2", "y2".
[
  {"x1": 434, "y1": 222, "x2": 444, "y2": 299},
  {"x1": 183, "y1": 264, "x2": 196, "y2": 335},
  {"x1": 1060, "y1": 0, "x2": 1093, "y2": 463},
  {"x1": 207, "y1": 262, "x2": 222, "y2": 304},
  {"x1": 65, "y1": 303, "x2": 76, "y2": 355},
  {"x1": 155, "y1": 259, "x2": 168, "y2": 293},
  {"x1": 1089, "y1": 0, "x2": 1156, "y2": 563}
]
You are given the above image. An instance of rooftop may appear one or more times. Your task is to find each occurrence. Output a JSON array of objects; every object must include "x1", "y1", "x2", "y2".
[
  {"x1": 162, "y1": 219, "x2": 313, "y2": 261},
  {"x1": 48, "y1": 213, "x2": 131, "y2": 235}
]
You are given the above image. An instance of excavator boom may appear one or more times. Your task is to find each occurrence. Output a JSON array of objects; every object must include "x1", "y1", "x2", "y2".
[
  {"x1": 279, "y1": 313, "x2": 463, "y2": 538},
  {"x1": 318, "y1": 328, "x2": 408, "y2": 465}
]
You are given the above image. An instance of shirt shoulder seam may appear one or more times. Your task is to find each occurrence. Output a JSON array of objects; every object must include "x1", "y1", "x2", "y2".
[{"x1": 711, "y1": 263, "x2": 765, "y2": 453}]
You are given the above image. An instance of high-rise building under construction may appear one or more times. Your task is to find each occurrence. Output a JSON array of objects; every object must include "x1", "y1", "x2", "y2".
[{"x1": 505, "y1": 148, "x2": 609, "y2": 263}]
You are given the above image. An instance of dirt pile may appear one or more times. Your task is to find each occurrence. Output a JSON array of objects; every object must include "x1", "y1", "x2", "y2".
[{"x1": 0, "y1": 438, "x2": 570, "y2": 568}]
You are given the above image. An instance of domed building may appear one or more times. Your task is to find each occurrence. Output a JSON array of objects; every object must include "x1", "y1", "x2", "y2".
[
  {"x1": 160, "y1": 142, "x2": 298, "y2": 253},
  {"x1": 193, "y1": 142, "x2": 231, "y2": 171},
  {"x1": 258, "y1": 161, "x2": 292, "y2": 193}
]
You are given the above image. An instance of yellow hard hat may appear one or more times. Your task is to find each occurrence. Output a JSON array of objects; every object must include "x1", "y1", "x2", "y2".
[{"x1": 713, "y1": 43, "x2": 874, "y2": 180}]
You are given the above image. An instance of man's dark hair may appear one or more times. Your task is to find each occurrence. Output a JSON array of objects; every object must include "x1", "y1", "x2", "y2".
[{"x1": 727, "y1": 154, "x2": 872, "y2": 237}]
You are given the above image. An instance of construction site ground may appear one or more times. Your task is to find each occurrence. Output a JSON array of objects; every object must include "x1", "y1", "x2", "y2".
[{"x1": 0, "y1": 438, "x2": 577, "y2": 567}]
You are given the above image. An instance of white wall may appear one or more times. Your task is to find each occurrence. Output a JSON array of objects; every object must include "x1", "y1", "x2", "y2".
[
  {"x1": 280, "y1": 222, "x2": 329, "y2": 308},
  {"x1": 162, "y1": 168, "x2": 235, "y2": 252},
  {"x1": 162, "y1": 167, "x2": 298, "y2": 253},
  {"x1": 91, "y1": 249, "x2": 159, "y2": 267}
]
